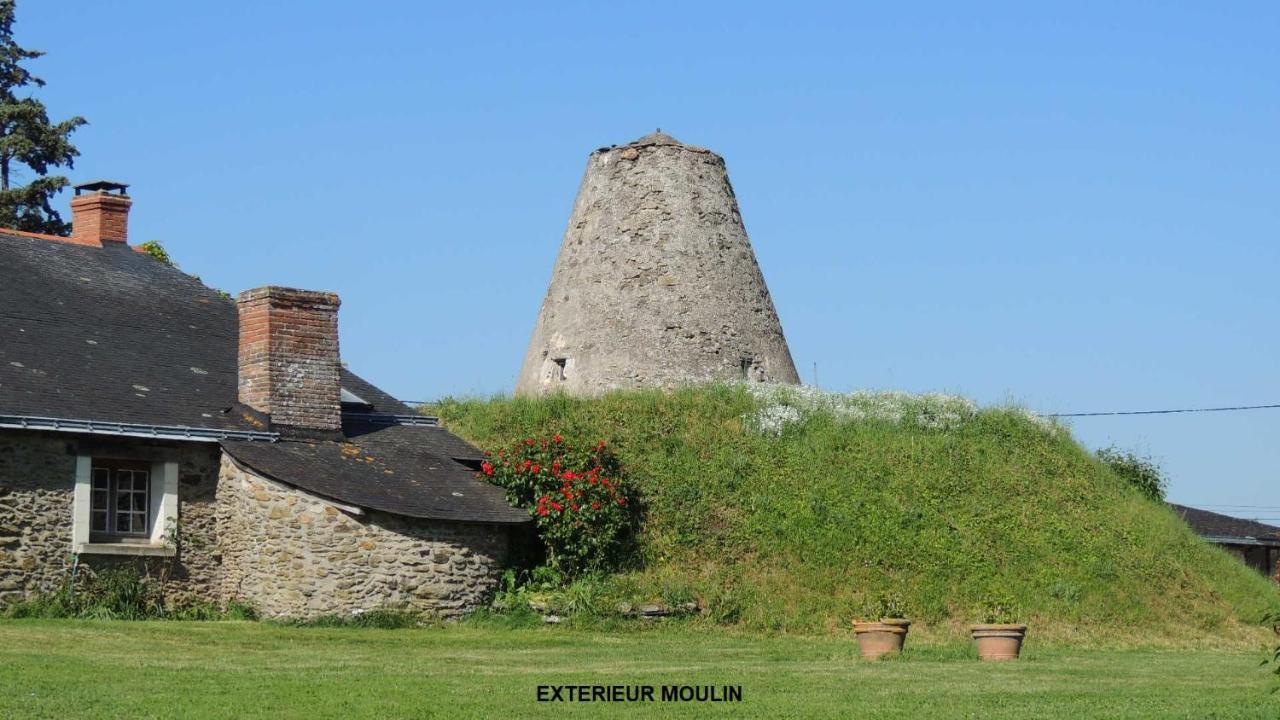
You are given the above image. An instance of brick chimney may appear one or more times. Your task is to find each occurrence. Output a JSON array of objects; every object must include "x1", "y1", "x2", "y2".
[
  {"x1": 70, "y1": 181, "x2": 132, "y2": 245},
  {"x1": 237, "y1": 286, "x2": 342, "y2": 432}
]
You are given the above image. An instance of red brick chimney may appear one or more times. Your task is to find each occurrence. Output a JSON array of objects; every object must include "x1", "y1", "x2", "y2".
[
  {"x1": 237, "y1": 286, "x2": 342, "y2": 432},
  {"x1": 70, "y1": 180, "x2": 132, "y2": 245}
]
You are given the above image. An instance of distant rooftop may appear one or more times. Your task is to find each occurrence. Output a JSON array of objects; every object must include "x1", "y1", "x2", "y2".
[{"x1": 1171, "y1": 503, "x2": 1280, "y2": 545}]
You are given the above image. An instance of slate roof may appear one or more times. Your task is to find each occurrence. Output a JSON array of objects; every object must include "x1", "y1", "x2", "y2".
[
  {"x1": 0, "y1": 231, "x2": 525, "y2": 523},
  {"x1": 223, "y1": 423, "x2": 526, "y2": 523},
  {"x1": 1, "y1": 236, "x2": 244, "y2": 427},
  {"x1": 1171, "y1": 504, "x2": 1280, "y2": 545}
]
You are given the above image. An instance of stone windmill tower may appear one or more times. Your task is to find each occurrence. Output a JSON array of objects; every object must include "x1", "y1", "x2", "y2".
[{"x1": 516, "y1": 131, "x2": 800, "y2": 396}]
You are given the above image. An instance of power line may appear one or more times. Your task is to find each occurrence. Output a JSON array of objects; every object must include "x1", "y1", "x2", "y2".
[
  {"x1": 1046, "y1": 403, "x2": 1280, "y2": 418},
  {"x1": 395, "y1": 398, "x2": 1280, "y2": 418}
]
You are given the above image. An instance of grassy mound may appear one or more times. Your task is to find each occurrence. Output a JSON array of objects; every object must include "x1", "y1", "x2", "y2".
[{"x1": 437, "y1": 385, "x2": 1279, "y2": 640}]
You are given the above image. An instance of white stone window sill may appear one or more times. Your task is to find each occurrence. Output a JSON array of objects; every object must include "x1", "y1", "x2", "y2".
[{"x1": 74, "y1": 542, "x2": 176, "y2": 557}]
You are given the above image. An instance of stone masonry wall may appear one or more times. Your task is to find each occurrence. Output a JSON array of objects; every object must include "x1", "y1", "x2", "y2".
[
  {"x1": 0, "y1": 430, "x2": 223, "y2": 604},
  {"x1": 516, "y1": 131, "x2": 801, "y2": 395},
  {"x1": 217, "y1": 455, "x2": 511, "y2": 619},
  {"x1": 0, "y1": 431, "x2": 74, "y2": 599}
]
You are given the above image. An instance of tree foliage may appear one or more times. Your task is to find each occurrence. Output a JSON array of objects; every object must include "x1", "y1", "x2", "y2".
[
  {"x1": 1096, "y1": 445, "x2": 1167, "y2": 501},
  {"x1": 137, "y1": 240, "x2": 174, "y2": 266},
  {"x1": 0, "y1": 0, "x2": 85, "y2": 235}
]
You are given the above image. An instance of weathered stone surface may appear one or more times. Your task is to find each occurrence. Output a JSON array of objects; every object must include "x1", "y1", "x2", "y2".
[
  {"x1": 0, "y1": 430, "x2": 222, "y2": 604},
  {"x1": 516, "y1": 131, "x2": 800, "y2": 395},
  {"x1": 2, "y1": 431, "x2": 514, "y2": 619},
  {"x1": 216, "y1": 455, "x2": 511, "y2": 619},
  {"x1": 236, "y1": 287, "x2": 343, "y2": 432}
]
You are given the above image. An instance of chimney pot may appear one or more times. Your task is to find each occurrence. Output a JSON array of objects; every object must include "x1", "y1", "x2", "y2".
[{"x1": 70, "y1": 180, "x2": 132, "y2": 245}]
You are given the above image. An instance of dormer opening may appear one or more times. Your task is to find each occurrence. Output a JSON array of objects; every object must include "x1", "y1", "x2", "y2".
[{"x1": 340, "y1": 387, "x2": 373, "y2": 413}]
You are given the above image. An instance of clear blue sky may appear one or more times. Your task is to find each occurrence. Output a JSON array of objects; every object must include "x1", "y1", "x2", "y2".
[{"x1": 19, "y1": 3, "x2": 1279, "y2": 516}]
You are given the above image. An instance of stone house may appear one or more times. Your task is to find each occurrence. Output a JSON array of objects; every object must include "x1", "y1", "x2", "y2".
[
  {"x1": 1172, "y1": 503, "x2": 1280, "y2": 581},
  {"x1": 0, "y1": 181, "x2": 529, "y2": 618}
]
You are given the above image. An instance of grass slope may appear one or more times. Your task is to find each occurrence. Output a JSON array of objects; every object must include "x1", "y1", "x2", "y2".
[
  {"x1": 1, "y1": 621, "x2": 1275, "y2": 719},
  {"x1": 438, "y1": 385, "x2": 1279, "y2": 640}
]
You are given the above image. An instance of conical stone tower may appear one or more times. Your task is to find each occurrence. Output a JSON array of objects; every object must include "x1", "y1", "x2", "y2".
[{"x1": 516, "y1": 131, "x2": 800, "y2": 395}]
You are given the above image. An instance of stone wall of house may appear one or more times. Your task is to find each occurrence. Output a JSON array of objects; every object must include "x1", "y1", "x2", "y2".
[
  {"x1": 0, "y1": 430, "x2": 223, "y2": 604},
  {"x1": 0, "y1": 432, "x2": 74, "y2": 600},
  {"x1": 156, "y1": 440, "x2": 224, "y2": 603},
  {"x1": 216, "y1": 455, "x2": 512, "y2": 619}
]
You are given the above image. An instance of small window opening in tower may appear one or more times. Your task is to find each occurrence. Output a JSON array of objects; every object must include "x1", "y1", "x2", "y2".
[
  {"x1": 741, "y1": 355, "x2": 767, "y2": 382},
  {"x1": 552, "y1": 358, "x2": 567, "y2": 381}
]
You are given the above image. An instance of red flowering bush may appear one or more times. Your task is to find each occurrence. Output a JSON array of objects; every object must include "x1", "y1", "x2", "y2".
[{"x1": 480, "y1": 434, "x2": 633, "y2": 577}]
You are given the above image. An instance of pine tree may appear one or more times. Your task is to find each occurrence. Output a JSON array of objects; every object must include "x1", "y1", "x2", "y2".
[{"x1": 0, "y1": 0, "x2": 85, "y2": 235}]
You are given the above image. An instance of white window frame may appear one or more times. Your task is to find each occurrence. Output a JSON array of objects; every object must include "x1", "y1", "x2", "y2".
[
  {"x1": 73, "y1": 456, "x2": 178, "y2": 556},
  {"x1": 90, "y1": 464, "x2": 149, "y2": 537}
]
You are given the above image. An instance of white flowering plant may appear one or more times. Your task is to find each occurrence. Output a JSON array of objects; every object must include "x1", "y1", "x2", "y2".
[{"x1": 737, "y1": 382, "x2": 1060, "y2": 435}]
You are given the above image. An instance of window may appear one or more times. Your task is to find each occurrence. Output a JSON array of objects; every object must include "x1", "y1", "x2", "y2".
[
  {"x1": 73, "y1": 456, "x2": 178, "y2": 555},
  {"x1": 90, "y1": 462, "x2": 151, "y2": 538},
  {"x1": 551, "y1": 358, "x2": 567, "y2": 382}
]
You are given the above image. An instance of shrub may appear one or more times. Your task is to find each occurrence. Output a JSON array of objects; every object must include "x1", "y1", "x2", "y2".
[
  {"x1": 222, "y1": 601, "x2": 260, "y2": 621},
  {"x1": 979, "y1": 591, "x2": 1022, "y2": 624},
  {"x1": 1, "y1": 564, "x2": 258, "y2": 621},
  {"x1": 490, "y1": 566, "x2": 562, "y2": 614},
  {"x1": 76, "y1": 566, "x2": 166, "y2": 620},
  {"x1": 557, "y1": 576, "x2": 612, "y2": 617},
  {"x1": 1097, "y1": 445, "x2": 1167, "y2": 501},
  {"x1": 1, "y1": 586, "x2": 78, "y2": 619},
  {"x1": 2, "y1": 566, "x2": 164, "y2": 620},
  {"x1": 137, "y1": 240, "x2": 174, "y2": 267},
  {"x1": 481, "y1": 434, "x2": 635, "y2": 578},
  {"x1": 858, "y1": 594, "x2": 908, "y2": 621}
]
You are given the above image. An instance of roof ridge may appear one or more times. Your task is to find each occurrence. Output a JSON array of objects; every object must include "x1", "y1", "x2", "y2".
[{"x1": 0, "y1": 227, "x2": 101, "y2": 247}]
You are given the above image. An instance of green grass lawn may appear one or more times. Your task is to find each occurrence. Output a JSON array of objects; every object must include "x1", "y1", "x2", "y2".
[
  {"x1": 1, "y1": 621, "x2": 1276, "y2": 719},
  {"x1": 436, "y1": 387, "x2": 1280, "y2": 637}
]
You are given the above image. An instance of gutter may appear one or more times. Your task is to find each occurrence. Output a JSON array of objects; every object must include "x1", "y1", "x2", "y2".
[
  {"x1": 0, "y1": 414, "x2": 278, "y2": 442},
  {"x1": 341, "y1": 413, "x2": 439, "y2": 427}
]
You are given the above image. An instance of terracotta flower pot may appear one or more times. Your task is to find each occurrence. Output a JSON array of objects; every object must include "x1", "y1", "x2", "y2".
[
  {"x1": 970, "y1": 624, "x2": 1027, "y2": 661},
  {"x1": 853, "y1": 618, "x2": 910, "y2": 659}
]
